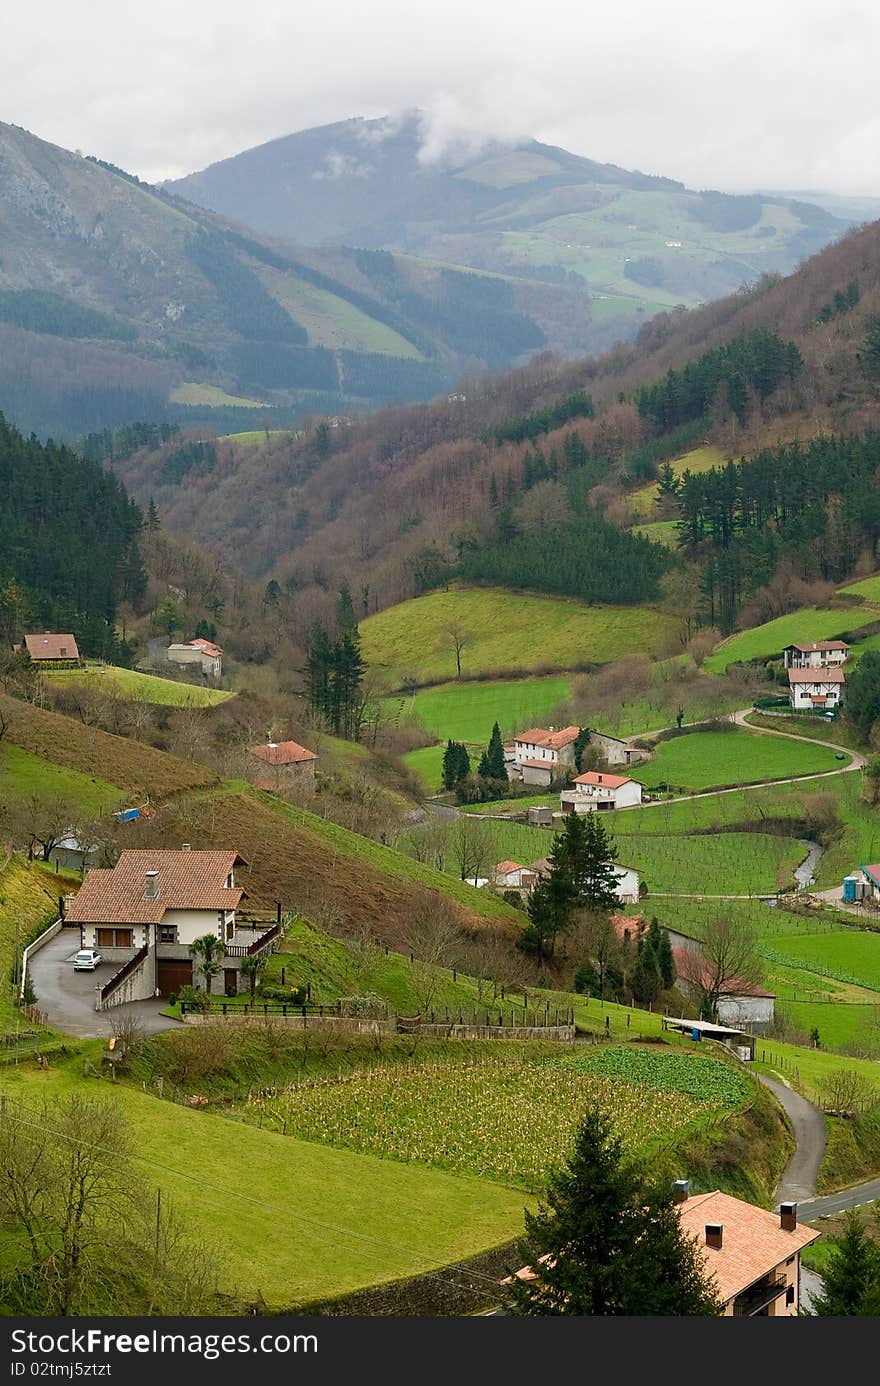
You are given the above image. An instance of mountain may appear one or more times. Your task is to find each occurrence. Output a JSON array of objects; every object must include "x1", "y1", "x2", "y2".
[
  {"x1": 108, "y1": 210, "x2": 880, "y2": 637},
  {"x1": 0, "y1": 121, "x2": 595, "y2": 437},
  {"x1": 169, "y1": 111, "x2": 849, "y2": 322}
]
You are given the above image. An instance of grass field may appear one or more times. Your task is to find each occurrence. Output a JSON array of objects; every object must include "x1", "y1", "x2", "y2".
[
  {"x1": 627, "y1": 447, "x2": 725, "y2": 518},
  {"x1": 649, "y1": 895, "x2": 850, "y2": 943},
  {"x1": 0, "y1": 1058, "x2": 525, "y2": 1309},
  {"x1": 0, "y1": 743, "x2": 123, "y2": 817},
  {"x1": 631, "y1": 519, "x2": 680, "y2": 548},
  {"x1": 761, "y1": 931, "x2": 880, "y2": 992},
  {"x1": 705, "y1": 609, "x2": 871, "y2": 673},
  {"x1": 838, "y1": 574, "x2": 880, "y2": 607},
  {"x1": 360, "y1": 588, "x2": 680, "y2": 689},
  {"x1": 246, "y1": 1046, "x2": 749, "y2": 1190},
  {"x1": 0, "y1": 694, "x2": 216, "y2": 800},
  {"x1": 403, "y1": 744, "x2": 447, "y2": 793},
  {"x1": 48, "y1": 665, "x2": 233, "y2": 708},
  {"x1": 388, "y1": 675, "x2": 572, "y2": 744},
  {"x1": 169, "y1": 382, "x2": 268, "y2": 408},
  {"x1": 637, "y1": 727, "x2": 845, "y2": 791}
]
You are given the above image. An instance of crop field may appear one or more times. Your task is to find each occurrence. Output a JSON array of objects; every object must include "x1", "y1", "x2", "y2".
[
  {"x1": 360, "y1": 588, "x2": 680, "y2": 689},
  {"x1": 0, "y1": 1060, "x2": 525, "y2": 1309},
  {"x1": 388, "y1": 675, "x2": 572, "y2": 745},
  {"x1": 245, "y1": 1047, "x2": 748, "y2": 1189},
  {"x1": 437, "y1": 817, "x2": 805, "y2": 895},
  {"x1": 627, "y1": 447, "x2": 725, "y2": 518},
  {"x1": 704, "y1": 609, "x2": 867, "y2": 673},
  {"x1": 653, "y1": 894, "x2": 850, "y2": 943},
  {"x1": 0, "y1": 695, "x2": 216, "y2": 800},
  {"x1": 48, "y1": 665, "x2": 233, "y2": 707},
  {"x1": 637, "y1": 727, "x2": 844, "y2": 790},
  {"x1": 760, "y1": 931, "x2": 880, "y2": 992},
  {"x1": 0, "y1": 743, "x2": 122, "y2": 817}
]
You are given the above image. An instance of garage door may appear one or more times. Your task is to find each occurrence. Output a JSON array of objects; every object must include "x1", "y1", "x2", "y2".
[{"x1": 156, "y1": 959, "x2": 193, "y2": 996}]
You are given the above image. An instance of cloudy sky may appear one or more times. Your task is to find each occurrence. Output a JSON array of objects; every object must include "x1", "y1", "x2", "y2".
[{"x1": 4, "y1": 0, "x2": 880, "y2": 194}]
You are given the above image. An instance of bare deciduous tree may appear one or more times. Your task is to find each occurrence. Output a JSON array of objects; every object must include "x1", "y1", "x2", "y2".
[
  {"x1": 443, "y1": 623, "x2": 473, "y2": 681},
  {"x1": 678, "y1": 915, "x2": 762, "y2": 1020}
]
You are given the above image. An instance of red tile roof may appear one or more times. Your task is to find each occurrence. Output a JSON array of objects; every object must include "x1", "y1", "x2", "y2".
[
  {"x1": 189, "y1": 637, "x2": 223, "y2": 657},
  {"x1": 64, "y1": 850, "x2": 246, "y2": 924},
  {"x1": 494, "y1": 861, "x2": 526, "y2": 876},
  {"x1": 23, "y1": 633, "x2": 80, "y2": 661},
  {"x1": 573, "y1": 770, "x2": 633, "y2": 790},
  {"x1": 249, "y1": 739, "x2": 318, "y2": 765},
  {"x1": 678, "y1": 1190, "x2": 818, "y2": 1303},
  {"x1": 787, "y1": 668, "x2": 845, "y2": 683},
  {"x1": 515, "y1": 726, "x2": 581, "y2": 750},
  {"x1": 672, "y1": 948, "x2": 775, "y2": 998},
  {"x1": 519, "y1": 758, "x2": 555, "y2": 772}
]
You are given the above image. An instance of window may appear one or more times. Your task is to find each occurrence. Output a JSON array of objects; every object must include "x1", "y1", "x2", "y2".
[
  {"x1": 159, "y1": 925, "x2": 177, "y2": 945},
  {"x1": 96, "y1": 927, "x2": 133, "y2": 948},
  {"x1": 786, "y1": 1285, "x2": 795, "y2": 1306},
  {"x1": 226, "y1": 919, "x2": 235, "y2": 941}
]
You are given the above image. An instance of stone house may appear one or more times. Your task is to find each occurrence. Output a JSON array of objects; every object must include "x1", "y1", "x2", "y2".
[
  {"x1": 248, "y1": 738, "x2": 318, "y2": 792},
  {"x1": 512, "y1": 726, "x2": 580, "y2": 786}
]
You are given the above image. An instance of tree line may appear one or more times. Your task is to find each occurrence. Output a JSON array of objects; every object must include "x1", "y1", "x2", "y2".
[{"x1": 635, "y1": 329, "x2": 803, "y2": 432}]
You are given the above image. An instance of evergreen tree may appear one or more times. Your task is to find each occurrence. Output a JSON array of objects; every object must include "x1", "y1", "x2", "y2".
[
  {"x1": 335, "y1": 581, "x2": 358, "y2": 637},
  {"x1": 519, "y1": 874, "x2": 571, "y2": 961},
  {"x1": 552, "y1": 813, "x2": 620, "y2": 914},
  {"x1": 484, "y1": 721, "x2": 507, "y2": 780},
  {"x1": 156, "y1": 597, "x2": 182, "y2": 640},
  {"x1": 443, "y1": 740, "x2": 471, "y2": 790},
  {"x1": 655, "y1": 923, "x2": 676, "y2": 989},
  {"x1": 813, "y1": 1210, "x2": 880, "y2": 1315},
  {"x1": 146, "y1": 497, "x2": 160, "y2": 532},
  {"x1": 630, "y1": 937, "x2": 661, "y2": 1006},
  {"x1": 573, "y1": 728, "x2": 590, "y2": 773},
  {"x1": 505, "y1": 1104, "x2": 721, "y2": 1315}
]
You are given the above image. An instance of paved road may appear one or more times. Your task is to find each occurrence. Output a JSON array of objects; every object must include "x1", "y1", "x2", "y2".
[
  {"x1": 29, "y1": 929, "x2": 180, "y2": 1038},
  {"x1": 758, "y1": 1074, "x2": 827, "y2": 1203},
  {"x1": 799, "y1": 1177, "x2": 880, "y2": 1221}
]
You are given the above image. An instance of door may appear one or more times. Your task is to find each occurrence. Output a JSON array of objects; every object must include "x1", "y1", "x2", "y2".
[
  {"x1": 156, "y1": 958, "x2": 193, "y2": 997},
  {"x1": 224, "y1": 968, "x2": 238, "y2": 996}
]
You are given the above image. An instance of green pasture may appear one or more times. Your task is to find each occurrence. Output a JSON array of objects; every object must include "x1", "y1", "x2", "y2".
[
  {"x1": 388, "y1": 674, "x2": 572, "y2": 744},
  {"x1": 761, "y1": 931, "x2": 880, "y2": 992},
  {"x1": 631, "y1": 519, "x2": 680, "y2": 548},
  {"x1": 626, "y1": 446, "x2": 725, "y2": 518},
  {"x1": 0, "y1": 743, "x2": 123, "y2": 816},
  {"x1": 169, "y1": 382, "x2": 268, "y2": 408},
  {"x1": 623, "y1": 832, "x2": 807, "y2": 896},
  {"x1": 47, "y1": 665, "x2": 233, "y2": 708},
  {"x1": 637, "y1": 727, "x2": 844, "y2": 791},
  {"x1": 403, "y1": 744, "x2": 447, "y2": 793},
  {"x1": 360, "y1": 587, "x2": 680, "y2": 689}
]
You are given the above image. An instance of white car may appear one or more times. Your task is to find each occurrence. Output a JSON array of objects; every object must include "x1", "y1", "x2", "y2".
[{"x1": 73, "y1": 948, "x2": 102, "y2": 971}]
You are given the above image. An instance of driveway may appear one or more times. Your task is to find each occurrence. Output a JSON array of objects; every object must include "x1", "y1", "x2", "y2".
[
  {"x1": 758, "y1": 1074, "x2": 827, "y2": 1203},
  {"x1": 28, "y1": 929, "x2": 181, "y2": 1039}
]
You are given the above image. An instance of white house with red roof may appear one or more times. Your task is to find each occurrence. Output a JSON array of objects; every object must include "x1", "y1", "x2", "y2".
[
  {"x1": 167, "y1": 637, "x2": 223, "y2": 678},
  {"x1": 783, "y1": 639, "x2": 849, "y2": 670},
  {"x1": 512, "y1": 726, "x2": 580, "y2": 786},
  {"x1": 492, "y1": 861, "x2": 539, "y2": 891},
  {"x1": 787, "y1": 666, "x2": 845, "y2": 711},
  {"x1": 672, "y1": 947, "x2": 775, "y2": 1029},
  {"x1": 559, "y1": 769, "x2": 644, "y2": 813},
  {"x1": 63, "y1": 847, "x2": 281, "y2": 1006}
]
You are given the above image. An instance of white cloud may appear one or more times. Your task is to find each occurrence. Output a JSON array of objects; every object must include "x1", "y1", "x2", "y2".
[{"x1": 2, "y1": 0, "x2": 880, "y2": 195}]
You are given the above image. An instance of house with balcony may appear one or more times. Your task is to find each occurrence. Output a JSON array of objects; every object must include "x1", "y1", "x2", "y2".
[
  {"x1": 63, "y1": 847, "x2": 281, "y2": 1007},
  {"x1": 675, "y1": 1184, "x2": 818, "y2": 1315},
  {"x1": 559, "y1": 769, "x2": 644, "y2": 813},
  {"x1": 787, "y1": 666, "x2": 845, "y2": 711},
  {"x1": 512, "y1": 726, "x2": 581, "y2": 786},
  {"x1": 783, "y1": 640, "x2": 849, "y2": 670}
]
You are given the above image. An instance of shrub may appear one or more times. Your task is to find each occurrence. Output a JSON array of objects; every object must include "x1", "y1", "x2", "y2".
[
  {"x1": 339, "y1": 994, "x2": 387, "y2": 1019},
  {"x1": 178, "y1": 984, "x2": 210, "y2": 1013},
  {"x1": 259, "y1": 984, "x2": 308, "y2": 1005}
]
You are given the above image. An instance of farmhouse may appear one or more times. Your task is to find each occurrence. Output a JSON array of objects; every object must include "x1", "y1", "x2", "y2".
[
  {"x1": 588, "y1": 730, "x2": 649, "y2": 767},
  {"x1": 248, "y1": 738, "x2": 318, "y2": 791},
  {"x1": 512, "y1": 726, "x2": 580, "y2": 785},
  {"x1": 672, "y1": 948, "x2": 775, "y2": 1030},
  {"x1": 787, "y1": 667, "x2": 845, "y2": 711},
  {"x1": 783, "y1": 640, "x2": 849, "y2": 670},
  {"x1": 675, "y1": 1183, "x2": 818, "y2": 1315},
  {"x1": 167, "y1": 637, "x2": 223, "y2": 678},
  {"x1": 492, "y1": 861, "x2": 539, "y2": 892},
  {"x1": 17, "y1": 632, "x2": 81, "y2": 667},
  {"x1": 64, "y1": 847, "x2": 281, "y2": 1005},
  {"x1": 559, "y1": 770, "x2": 644, "y2": 813}
]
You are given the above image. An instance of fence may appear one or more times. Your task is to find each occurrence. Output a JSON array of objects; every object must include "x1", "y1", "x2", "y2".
[
  {"x1": 18, "y1": 917, "x2": 63, "y2": 1000},
  {"x1": 179, "y1": 997, "x2": 575, "y2": 1028}
]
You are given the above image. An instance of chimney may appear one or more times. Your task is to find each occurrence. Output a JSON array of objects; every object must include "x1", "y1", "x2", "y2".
[
  {"x1": 144, "y1": 870, "x2": 160, "y2": 901},
  {"x1": 673, "y1": 1179, "x2": 689, "y2": 1204},
  {"x1": 780, "y1": 1202, "x2": 798, "y2": 1232},
  {"x1": 705, "y1": 1224, "x2": 723, "y2": 1250},
  {"x1": 181, "y1": 843, "x2": 191, "y2": 852}
]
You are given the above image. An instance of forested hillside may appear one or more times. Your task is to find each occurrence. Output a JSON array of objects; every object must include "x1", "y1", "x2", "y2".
[
  {"x1": 0, "y1": 121, "x2": 581, "y2": 437},
  {"x1": 111, "y1": 214, "x2": 880, "y2": 645},
  {"x1": 0, "y1": 412, "x2": 145, "y2": 656}
]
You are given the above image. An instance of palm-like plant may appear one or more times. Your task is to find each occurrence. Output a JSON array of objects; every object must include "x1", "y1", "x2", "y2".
[
  {"x1": 191, "y1": 933, "x2": 223, "y2": 1006},
  {"x1": 239, "y1": 953, "x2": 268, "y2": 1005}
]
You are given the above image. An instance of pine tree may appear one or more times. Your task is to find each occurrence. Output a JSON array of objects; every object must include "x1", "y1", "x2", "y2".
[
  {"x1": 146, "y1": 497, "x2": 160, "y2": 533},
  {"x1": 505, "y1": 1105, "x2": 721, "y2": 1315},
  {"x1": 520, "y1": 875, "x2": 571, "y2": 961},
  {"x1": 552, "y1": 813, "x2": 620, "y2": 914},
  {"x1": 335, "y1": 582, "x2": 358, "y2": 637},
  {"x1": 812, "y1": 1210, "x2": 880, "y2": 1315},
  {"x1": 655, "y1": 924, "x2": 676, "y2": 989}
]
